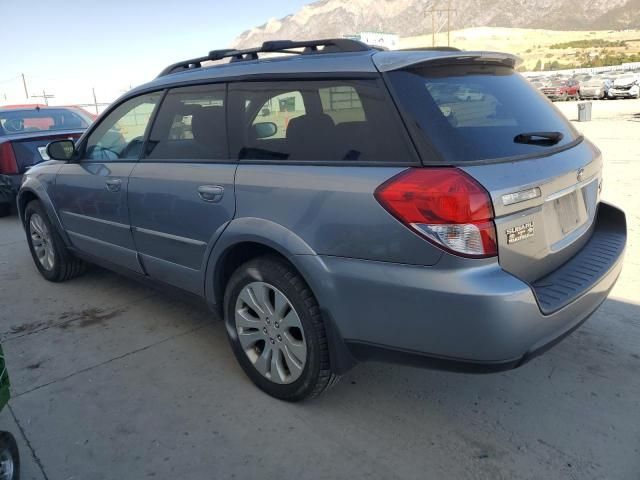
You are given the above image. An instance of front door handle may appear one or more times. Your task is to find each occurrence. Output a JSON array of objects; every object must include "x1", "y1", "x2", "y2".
[
  {"x1": 105, "y1": 179, "x2": 122, "y2": 193},
  {"x1": 198, "y1": 185, "x2": 224, "y2": 203}
]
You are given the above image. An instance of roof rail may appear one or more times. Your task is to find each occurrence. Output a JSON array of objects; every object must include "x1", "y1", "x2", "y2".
[
  {"x1": 398, "y1": 46, "x2": 462, "y2": 52},
  {"x1": 157, "y1": 38, "x2": 372, "y2": 77}
]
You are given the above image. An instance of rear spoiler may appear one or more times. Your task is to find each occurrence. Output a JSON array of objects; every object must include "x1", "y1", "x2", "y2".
[{"x1": 372, "y1": 50, "x2": 522, "y2": 72}]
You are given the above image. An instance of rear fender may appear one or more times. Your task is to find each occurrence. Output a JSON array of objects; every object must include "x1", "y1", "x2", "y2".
[{"x1": 203, "y1": 217, "x2": 357, "y2": 374}]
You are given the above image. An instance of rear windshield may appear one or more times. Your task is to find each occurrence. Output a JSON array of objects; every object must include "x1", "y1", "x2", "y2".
[
  {"x1": 0, "y1": 108, "x2": 90, "y2": 136},
  {"x1": 388, "y1": 65, "x2": 579, "y2": 163}
]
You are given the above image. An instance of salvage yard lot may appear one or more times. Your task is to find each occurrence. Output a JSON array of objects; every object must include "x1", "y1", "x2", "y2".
[{"x1": 1, "y1": 100, "x2": 639, "y2": 480}]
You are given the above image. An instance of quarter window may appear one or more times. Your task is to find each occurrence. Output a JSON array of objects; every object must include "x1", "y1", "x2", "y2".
[
  {"x1": 84, "y1": 92, "x2": 161, "y2": 161},
  {"x1": 144, "y1": 84, "x2": 227, "y2": 161}
]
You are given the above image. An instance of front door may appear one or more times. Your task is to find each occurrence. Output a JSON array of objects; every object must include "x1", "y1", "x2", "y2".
[
  {"x1": 52, "y1": 92, "x2": 162, "y2": 272},
  {"x1": 127, "y1": 84, "x2": 236, "y2": 294}
]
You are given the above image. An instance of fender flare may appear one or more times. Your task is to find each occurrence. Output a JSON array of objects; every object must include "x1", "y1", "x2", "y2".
[
  {"x1": 203, "y1": 217, "x2": 357, "y2": 374},
  {"x1": 17, "y1": 180, "x2": 71, "y2": 246}
]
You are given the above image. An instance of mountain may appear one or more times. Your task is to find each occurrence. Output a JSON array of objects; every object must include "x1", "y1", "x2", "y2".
[{"x1": 231, "y1": 0, "x2": 640, "y2": 49}]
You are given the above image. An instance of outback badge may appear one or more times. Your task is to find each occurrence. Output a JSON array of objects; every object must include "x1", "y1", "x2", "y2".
[{"x1": 506, "y1": 221, "x2": 535, "y2": 244}]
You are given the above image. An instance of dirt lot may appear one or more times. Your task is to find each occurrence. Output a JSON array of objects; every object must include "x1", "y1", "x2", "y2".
[{"x1": 0, "y1": 99, "x2": 639, "y2": 480}]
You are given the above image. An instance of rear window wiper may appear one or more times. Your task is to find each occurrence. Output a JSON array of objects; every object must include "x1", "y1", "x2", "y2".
[{"x1": 514, "y1": 131, "x2": 564, "y2": 146}]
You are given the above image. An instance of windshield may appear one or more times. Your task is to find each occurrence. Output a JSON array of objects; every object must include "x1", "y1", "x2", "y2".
[
  {"x1": 0, "y1": 108, "x2": 90, "y2": 136},
  {"x1": 387, "y1": 64, "x2": 579, "y2": 162},
  {"x1": 617, "y1": 75, "x2": 636, "y2": 82}
]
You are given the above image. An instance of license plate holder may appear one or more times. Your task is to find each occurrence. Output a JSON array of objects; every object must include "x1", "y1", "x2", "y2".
[{"x1": 555, "y1": 191, "x2": 581, "y2": 235}]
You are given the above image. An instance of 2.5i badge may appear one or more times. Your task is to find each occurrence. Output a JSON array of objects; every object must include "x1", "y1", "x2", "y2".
[{"x1": 506, "y1": 221, "x2": 535, "y2": 244}]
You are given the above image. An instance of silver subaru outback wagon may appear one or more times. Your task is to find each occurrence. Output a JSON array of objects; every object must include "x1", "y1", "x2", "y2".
[{"x1": 18, "y1": 39, "x2": 626, "y2": 401}]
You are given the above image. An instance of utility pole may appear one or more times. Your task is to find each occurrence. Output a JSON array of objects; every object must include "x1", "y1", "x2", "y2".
[
  {"x1": 92, "y1": 87, "x2": 99, "y2": 115},
  {"x1": 430, "y1": 1, "x2": 456, "y2": 47},
  {"x1": 31, "y1": 89, "x2": 55, "y2": 106},
  {"x1": 21, "y1": 73, "x2": 29, "y2": 99}
]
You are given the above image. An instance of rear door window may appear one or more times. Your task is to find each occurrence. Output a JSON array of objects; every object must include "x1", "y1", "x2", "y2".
[
  {"x1": 228, "y1": 80, "x2": 416, "y2": 163},
  {"x1": 387, "y1": 65, "x2": 579, "y2": 163},
  {"x1": 144, "y1": 84, "x2": 227, "y2": 161}
]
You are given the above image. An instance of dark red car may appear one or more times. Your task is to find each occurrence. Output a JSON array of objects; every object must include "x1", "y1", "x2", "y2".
[
  {"x1": 0, "y1": 105, "x2": 93, "y2": 216},
  {"x1": 541, "y1": 79, "x2": 580, "y2": 101}
]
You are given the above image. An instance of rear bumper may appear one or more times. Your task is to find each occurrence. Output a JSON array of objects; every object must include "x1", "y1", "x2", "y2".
[{"x1": 298, "y1": 202, "x2": 626, "y2": 372}]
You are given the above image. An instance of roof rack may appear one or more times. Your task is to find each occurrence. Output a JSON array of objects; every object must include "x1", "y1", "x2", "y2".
[{"x1": 157, "y1": 38, "x2": 372, "y2": 77}]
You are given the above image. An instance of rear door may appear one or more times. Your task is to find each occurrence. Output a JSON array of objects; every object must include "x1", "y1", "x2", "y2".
[
  {"x1": 52, "y1": 92, "x2": 162, "y2": 272},
  {"x1": 384, "y1": 57, "x2": 600, "y2": 282},
  {"x1": 127, "y1": 84, "x2": 236, "y2": 294}
]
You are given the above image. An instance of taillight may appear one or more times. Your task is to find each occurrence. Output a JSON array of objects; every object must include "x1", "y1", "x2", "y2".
[
  {"x1": 0, "y1": 142, "x2": 18, "y2": 174},
  {"x1": 374, "y1": 168, "x2": 498, "y2": 258}
]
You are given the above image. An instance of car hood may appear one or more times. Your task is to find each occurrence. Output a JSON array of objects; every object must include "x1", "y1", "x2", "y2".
[{"x1": 613, "y1": 79, "x2": 637, "y2": 87}]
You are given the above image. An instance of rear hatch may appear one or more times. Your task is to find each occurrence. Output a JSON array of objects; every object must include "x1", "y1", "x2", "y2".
[{"x1": 380, "y1": 52, "x2": 600, "y2": 282}]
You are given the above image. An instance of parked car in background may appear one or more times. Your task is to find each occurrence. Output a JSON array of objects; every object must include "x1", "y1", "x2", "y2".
[
  {"x1": 0, "y1": 105, "x2": 92, "y2": 216},
  {"x1": 580, "y1": 77, "x2": 612, "y2": 100},
  {"x1": 609, "y1": 74, "x2": 640, "y2": 99},
  {"x1": 541, "y1": 79, "x2": 580, "y2": 101},
  {"x1": 18, "y1": 40, "x2": 626, "y2": 401}
]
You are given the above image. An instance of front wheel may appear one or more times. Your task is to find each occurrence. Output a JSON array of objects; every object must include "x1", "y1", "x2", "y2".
[
  {"x1": 0, "y1": 432, "x2": 20, "y2": 480},
  {"x1": 24, "y1": 200, "x2": 86, "y2": 282},
  {"x1": 224, "y1": 255, "x2": 338, "y2": 401}
]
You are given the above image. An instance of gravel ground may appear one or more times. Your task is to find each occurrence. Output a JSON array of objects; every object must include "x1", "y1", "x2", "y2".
[{"x1": 0, "y1": 99, "x2": 638, "y2": 480}]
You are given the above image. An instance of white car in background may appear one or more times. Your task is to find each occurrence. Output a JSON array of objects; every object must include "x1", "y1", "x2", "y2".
[{"x1": 608, "y1": 74, "x2": 640, "y2": 99}]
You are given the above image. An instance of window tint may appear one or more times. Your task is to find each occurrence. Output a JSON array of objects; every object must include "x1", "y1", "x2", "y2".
[
  {"x1": 388, "y1": 65, "x2": 579, "y2": 162},
  {"x1": 85, "y1": 93, "x2": 161, "y2": 161},
  {"x1": 145, "y1": 84, "x2": 227, "y2": 161},
  {"x1": 229, "y1": 80, "x2": 415, "y2": 163}
]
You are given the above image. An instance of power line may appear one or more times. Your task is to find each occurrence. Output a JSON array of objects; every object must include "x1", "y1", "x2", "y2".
[{"x1": 31, "y1": 89, "x2": 55, "y2": 106}]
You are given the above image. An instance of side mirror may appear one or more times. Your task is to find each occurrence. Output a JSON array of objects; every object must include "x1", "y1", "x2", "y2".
[
  {"x1": 252, "y1": 122, "x2": 277, "y2": 139},
  {"x1": 46, "y1": 139, "x2": 76, "y2": 161}
]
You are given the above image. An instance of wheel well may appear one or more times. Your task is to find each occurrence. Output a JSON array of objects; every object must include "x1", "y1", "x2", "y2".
[
  {"x1": 18, "y1": 191, "x2": 38, "y2": 222},
  {"x1": 215, "y1": 242, "x2": 289, "y2": 307}
]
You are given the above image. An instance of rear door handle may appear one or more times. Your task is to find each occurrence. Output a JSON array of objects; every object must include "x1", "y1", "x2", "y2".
[
  {"x1": 105, "y1": 179, "x2": 122, "y2": 192},
  {"x1": 198, "y1": 185, "x2": 224, "y2": 203}
]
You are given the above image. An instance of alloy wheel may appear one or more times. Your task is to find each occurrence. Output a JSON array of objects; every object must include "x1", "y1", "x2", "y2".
[
  {"x1": 235, "y1": 281, "x2": 307, "y2": 384},
  {"x1": 29, "y1": 213, "x2": 55, "y2": 271},
  {"x1": 0, "y1": 447, "x2": 14, "y2": 480}
]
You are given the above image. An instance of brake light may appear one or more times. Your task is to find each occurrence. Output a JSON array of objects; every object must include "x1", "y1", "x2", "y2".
[
  {"x1": 0, "y1": 142, "x2": 18, "y2": 174},
  {"x1": 374, "y1": 168, "x2": 497, "y2": 258}
]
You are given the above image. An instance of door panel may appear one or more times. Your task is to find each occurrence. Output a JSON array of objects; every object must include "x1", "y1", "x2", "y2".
[
  {"x1": 127, "y1": 84, "x2": 235, "y2": 294},
  {"x1": 128, "y1": 163, "x2": 236, "y2": 293},
  {"x1": 52, "y1": 91, "x2": 162, "y2": 273},
  {"x1": 53, "y1": 162, "x2": 142, "y2": 272}
]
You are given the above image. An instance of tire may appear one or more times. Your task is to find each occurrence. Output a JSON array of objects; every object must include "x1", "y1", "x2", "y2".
[
  {"x1": 0, "y1": 431, "x2": 20, "y2": 480},
  {"x1": 0, "y1": 204, "x2": 9, "y2": 218},
  {"x1": 224, "y1": 255, "x2": 339, "y2": 401},
  {"x1": 24, "y1": 200, "x2": 86, "y2": 282}
]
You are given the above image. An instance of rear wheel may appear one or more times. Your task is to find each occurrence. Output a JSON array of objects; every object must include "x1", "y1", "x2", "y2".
[
  {"x1": 24, "y1": 200, "x2": 86, "y2": 282},
  {"x1": 0, "y1": 432, "x2": 19, "y2": 480},
  {"x1": 224, "y1": 255, "x2": 338, "y2": 401}
]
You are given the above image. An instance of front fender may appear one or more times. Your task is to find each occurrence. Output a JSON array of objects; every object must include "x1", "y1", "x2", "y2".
[{"x1": 18, "y1": 165, "x2": 69, "y2": 245}]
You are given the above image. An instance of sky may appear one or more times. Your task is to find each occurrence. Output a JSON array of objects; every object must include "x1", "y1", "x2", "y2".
[{"x1": 0, "y1": 0, "x2": 310, "y2": 109}]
